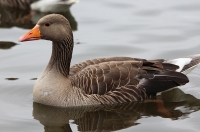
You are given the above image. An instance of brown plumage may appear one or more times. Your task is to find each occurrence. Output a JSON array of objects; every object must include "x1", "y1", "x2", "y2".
[
  {"x1": 0, "y1": 0, "x2": 36, "y2": 10},
  {"x1": 18, "y1": 14, "x2": 200, "y2": 107}
]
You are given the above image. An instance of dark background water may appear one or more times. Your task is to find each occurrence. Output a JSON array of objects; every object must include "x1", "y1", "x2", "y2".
[{"x1": 1, "y1": 0, "x2": 200, "y2": 131}]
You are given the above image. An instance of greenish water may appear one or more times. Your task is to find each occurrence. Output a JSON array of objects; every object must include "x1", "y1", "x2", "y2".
[{"x1": 1, "y1": 0, "x2": 200, "y2": 131}]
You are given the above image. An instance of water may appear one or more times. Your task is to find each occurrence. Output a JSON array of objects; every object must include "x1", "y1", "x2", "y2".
[{"x1": 1, "y1": 0, "x2": 200, "y2": 131}]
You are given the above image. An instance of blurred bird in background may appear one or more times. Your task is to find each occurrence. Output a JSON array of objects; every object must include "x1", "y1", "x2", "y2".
[
  {"x1": 0, "y1": 0, "x2": 79, "y2": 12},
  {"x1": 0, "y1": 0, "x2": 78, "y2": 30}
]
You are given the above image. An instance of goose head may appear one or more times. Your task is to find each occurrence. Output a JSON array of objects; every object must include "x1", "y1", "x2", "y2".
[{"x1": 19, "y1": 14, "x2": 73, "y2": 42}]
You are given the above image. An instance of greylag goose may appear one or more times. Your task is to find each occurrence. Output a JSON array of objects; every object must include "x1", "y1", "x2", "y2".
[
  {"x1": 0, "y1": 3, "x2": 77, "y2": 30},
  {"x1": 0, "y1": 0, "x2": 77, "y2": 30},
  {"x1": 19, "y1": 14, "x2": 200, "y2": 107},
  {"x1": 0, "y1": 0, "x2": 78, "y2": 12}
]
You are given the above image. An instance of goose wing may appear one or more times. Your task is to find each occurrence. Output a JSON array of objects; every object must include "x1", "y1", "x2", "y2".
[
  {"x1": 70, "y1": 57, "x2": 188, "y2": 99},
  {"x1": 70, "y1": 60, "x2": 143, "y2": 95}
]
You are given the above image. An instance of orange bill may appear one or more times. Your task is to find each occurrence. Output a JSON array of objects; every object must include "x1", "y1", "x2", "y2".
[{"x1": 19, "y1": 25, "x2": 41, "y2": 42}]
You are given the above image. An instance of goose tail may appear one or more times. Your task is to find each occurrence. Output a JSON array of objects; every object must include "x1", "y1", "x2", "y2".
[
  {"x1": 138, "y1": 54, "x2": 200, "y2": 96},
  {"x1": 164, "y1": 54, "x2": 200, "y2": 75}
]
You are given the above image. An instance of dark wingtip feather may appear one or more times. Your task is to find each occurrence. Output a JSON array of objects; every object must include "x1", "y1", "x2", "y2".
[
  {"x1": 137, "y1": 71, "x2": 189, "y2": 95},
  {"x1": 162, "y1": 63, "x2": 179, "y2": 71}
]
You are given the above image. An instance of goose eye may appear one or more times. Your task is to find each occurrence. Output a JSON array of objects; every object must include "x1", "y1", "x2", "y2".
[{"x1": 45, "y1": 23, "x2": 50, "y2": 27}]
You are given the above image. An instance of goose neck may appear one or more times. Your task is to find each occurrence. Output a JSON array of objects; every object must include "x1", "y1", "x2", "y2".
[{"x1": 48, "y1": 39, "x2": 74, "y2": 77}]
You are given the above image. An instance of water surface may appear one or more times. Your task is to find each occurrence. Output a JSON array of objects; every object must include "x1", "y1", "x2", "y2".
[{"x1": 1, "y1": 0, "x2": 200, "y2": 131}]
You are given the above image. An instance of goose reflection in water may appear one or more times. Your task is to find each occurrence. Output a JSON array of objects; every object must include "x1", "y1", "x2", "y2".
[
  {"x1": 0, "y1": 0, "x2": 78, "y2": 30},
  {"x1": 0, "y1": 42, "x2": 18, "y2": 50},
  {"x1": 33, "y1": 88, "x2": 200, "y2": 132}
]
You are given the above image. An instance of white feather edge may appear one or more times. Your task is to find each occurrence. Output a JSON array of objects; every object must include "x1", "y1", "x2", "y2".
[
  {"x1": 165, "y1": 58, "x2": 192, "y2": 72},
  {"x1": 31, "y1": 0, "x2": 79, "y2": 12}
]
